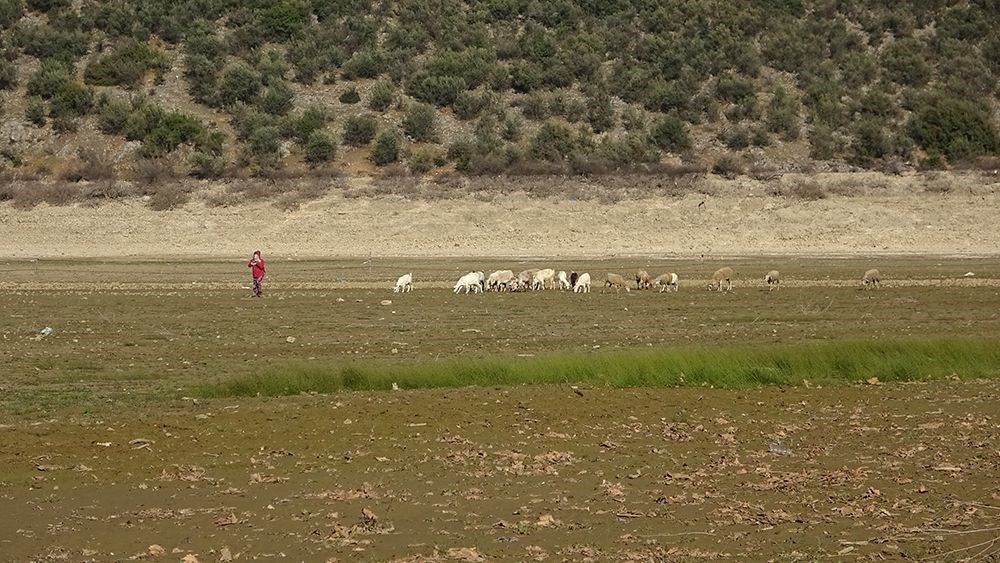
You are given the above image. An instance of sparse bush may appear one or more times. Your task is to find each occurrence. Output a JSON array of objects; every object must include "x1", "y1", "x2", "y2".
[
  {"x1": 720, "y1": 127, "x2": 751, "y2": 150},
  {"x1": 851, "y1": 120, "x2": 893, "y2": 165},
  {"x1": 0, "y1": 59, "x2": 16, "y2": 91},
  {"x1": 48, "y1": 81, "x2": 92, "y2": 118},
  {"x1": 189, "y1": 152, "x2": 225, "y2": 178},
  {"x1": 26, "y1": 97, "x2": 45, "y2": 127},
  {"x1": 408, "y1": 73, "x2": 465, "y2": 106},
  {"x1": 586, "y1": 92, "x2": 614, "y2": 133},
  {"x1": 453, "y1": 90, "x2": 490, "y2": 120},
  {"x1": 790, "y1": 180, "x2": 826, "y2": 200},
  {"x1": 258, "y1": 81, "x2": 294, "y2": 115},
  {"x1": 26, "y1": 0, "x2": 68, "y2": 12},
  {"x1": 84, "y1": 41, "x2": 169, "y2": 88},
  {"x1": 246, "y1": 125, "x2": 283, "y2": 166},
  {"x1": 338, "y1": 87, "x2": 361, "y2": 104},
  {"x1": 134, "y1": 158, "x2": 175, "y2": 185},
  {"x1": 407, "y1": 146, "x2": 438, "y2": 174},
  {"x1": 342, "y1": 114, "x2": 377, "y2": 146},
  {"x1": 96, "y1": 95, "x2": 132, "y2": 133},
  {"x1": 712, "y1": 155, "x2": 743, "y2": 178},
  {"x1": 291, "y1": 106, "x2": 327, "y2": 143},
  {"x1": 257, "y1": 0, "x2": 310, "y2": 41},
  {"x1": 371, "y1": 130, "x2": 400, "y2": 165},
  {"x1": 368, "y1": 80, "x2": 395, "y2": 111},
  {"x1": 341, "y1": 50, "x2": 382, "y2": 80},
  {"x1": 304, "y1": 130, "x2": 335, "y2": 165},
  {"x1": 0, "y1": 0, "x2": 24, "y2": 28},
  {"x1": 402, "y1": 103, "x2": 437, "y2": 142},
  {"x1": 147, "y1": 183, "x2": 190, "y2": 211}
]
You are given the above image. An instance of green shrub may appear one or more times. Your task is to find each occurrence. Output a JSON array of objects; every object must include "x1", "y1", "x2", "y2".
[
  {"x1": 367, "y1": 80, "x2": 395, "y2": 111},
  {"x1": 257, "y1": 0, "x2": 310, "y2": 41},
  {"x1": 402, "y1": 103, "x2": 437, "y2": 142},
  {"x1": 84, "y1": 41, "x2": 169, "y2": 88},
  {"x1": 0, "y1": 58, "x2": 16, "y2": 90},
  {"x1": 453, "y1": 90, "x2": 490, "y2": 120},
  {"x1": 16, "y1": 22, "x2": 89, "y2": 62},
  {"x1": 0, "y1": 0, "x2": 25, "y2": 28},
  {"x1": 650, "y1": 115, "x2": 691, "y2": 152},
  {"x1": 216, "y1": 62, "x2": 262, "y2": 107},
  {"x1": 291, "y1": 106, "x2": 327, "y2": 143},
  {"x1": 258, "y1": 82, "x2": 294, "y2": 115},
  {"x1": 809, "y1": 124, "x2": 840, "y2": 160},
  {"x1": 712, "y1": 155, "x2": 743, "y2": 178},
  {"x1": 342, "y1": 114, "x2": 378, "y2": 146},
  {"x1": 850, "y1": 120, "x2": 893, "y2": 165},
  {"x1": 48, "y1": 81, "x2": 92, "y2": 118},
  {"x1": 908, "y1": 96, "x2": 999, "y2": 162},
  {"x1": 586, "y1": 92, "x2": 614, "y2": 133},
  {"x1": 529, "y1": 121, "x2": 577, "y2": 162},
  {"x1": 370, "y1": 129, "x2": 400, "y2": 165},
  {"x1": 26, "y1": 0, "x2": 68, "y2": 12},
  {"x1": 766, "y1": 86, "x2": 801, "y2": 140},
  {"x1": 184, "y1": 54, "x2": 219, "y2": 104},
  {"x1": 246, "y1": 125, "x2": 282, "y2": 166},
  {"x1": 521, "y1": 91, "x2": 551, "y2": 120},
  {"x1": 26, "y1": 97, "x2": 45, "y2": 127},
  {"x1": 501, "y1": 113, "x2": 522, "y2": 142},
  {"x1": 338, "y1": 87, "x2": 361, "y2": 104},
  {"x1": 721, "y1": 126, "x2": 751, "y2": 150},
  {"x1": 715, "y1": 73, "x2": 755, "y2": 103},
  {"x1": 142, "y1": 112, "x2": 205, "y2": 157},
  {"x1": 408, "y1": 73, "x2": 466, "y2": 106},
  {"x1": 26, "y1": 59, "x2": 73, "y2": 99},
  {"x1": 881, "y1": 38, "x2": 931, "y2": 86},
  {"x1": 341, "y1": 50, "x2": 382, "y2": 79},
  {"x1": 304, "y1": 130, "x2": 336, "y2": 165}
]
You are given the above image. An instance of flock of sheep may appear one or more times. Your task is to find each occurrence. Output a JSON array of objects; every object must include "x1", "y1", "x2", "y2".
[{"x1": 392, "y1": 268, "x2": 884, "y2": 293}]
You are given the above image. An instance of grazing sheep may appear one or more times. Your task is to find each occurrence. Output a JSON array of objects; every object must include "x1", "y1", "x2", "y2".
[
  {"x1": 862, "y1": 268, "x2": 881, "y2": 289},
  {"x1": 454, "y1": 271, "x2": 483, "y2": 294},
  {"x1": 393, "y1": 273, "x2": 413, "y2": 293},
  {"x1": 516, "y1": 269, "x2": 538, "y2": 291},
  {"x1": 472, "y1": 270, "x2": 485, "y2": 292},
  {"x1": 533, "y1": 268, "x2": 556, "y2": 290},
  {"x1": 488, "y1": 270, "x2": 515, "y2": 292},
  {"x1": 635, "y1": 270, "x2": 652, "y2": 290},
  {"x1": 653, "y1": 272, "x2": 679, "y2": 292},
  {"x1": 557, "y1": 271, "x2": 571, "y2": 290},
  {"x1": 708, "y1": 267, "x2": 734, "y2": 291},
  {"x1": 764, "y1": 270, "x2": 781, "y2": 291},
  {"x1": 569, "y1": 271, "x2": 579, "y2": 288},
  {"x1": 605, "y1": 273, "x2": 631, "y2": 293},
  {"x1": 574, "y1": 272, "x2": 592, "y2": 293}
]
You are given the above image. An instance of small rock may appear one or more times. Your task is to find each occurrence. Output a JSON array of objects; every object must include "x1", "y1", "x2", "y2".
[
  {"x1": 964, "y1": 272, "x2": 975, "y2": 277},
  {"x1": 147, "y1": 544, "x2": 165, "y2": 557},
  {"x1": 380, "y1": 300, "x2": 392, "y2": 305},
  {"x1": 286, "y1": 336, "x2": 296, "y2": 343}
]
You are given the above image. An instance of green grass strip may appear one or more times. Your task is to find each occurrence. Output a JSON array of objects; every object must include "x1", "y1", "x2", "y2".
[{"x1": 193, "y1": 338, "x2": 1000, "y2": 399}]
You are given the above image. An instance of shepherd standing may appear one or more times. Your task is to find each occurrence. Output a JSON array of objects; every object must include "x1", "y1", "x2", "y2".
[{"x1": 248, "y1": 250, "x2": 266, "y2": 297}]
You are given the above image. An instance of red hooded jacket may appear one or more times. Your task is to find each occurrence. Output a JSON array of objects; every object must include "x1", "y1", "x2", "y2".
[{"x1": 248, "y1": 253, "x2": 266, "y2": 278}]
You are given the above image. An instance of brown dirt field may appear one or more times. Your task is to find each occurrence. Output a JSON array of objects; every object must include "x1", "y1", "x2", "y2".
[
  {"x1": 0, "y1": 172, "x2": 998, "y2": 259},
  {"x1": 1, "y1": 382, "x2": 998, "y2": 561}
]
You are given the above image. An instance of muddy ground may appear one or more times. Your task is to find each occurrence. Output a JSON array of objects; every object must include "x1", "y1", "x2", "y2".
[{"x1": 1, "y1": 257, "x2": 998, "y2": 561}]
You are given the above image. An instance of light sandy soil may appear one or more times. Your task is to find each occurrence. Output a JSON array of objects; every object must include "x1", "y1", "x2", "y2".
[{"x1": 0, "y1": 172, "x2": 998, "y2": 258}]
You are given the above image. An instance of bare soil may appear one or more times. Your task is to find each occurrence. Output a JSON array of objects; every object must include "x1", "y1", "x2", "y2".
[{"x1": 0, "y1": 172, "x2": 998, "y2": 259}]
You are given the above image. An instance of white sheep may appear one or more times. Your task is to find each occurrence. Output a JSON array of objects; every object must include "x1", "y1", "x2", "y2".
[
  {"x1": 708, "y1": 267, "x2": 734, "y2": 291},
  {"x1": 653, "y1": 272, "x2": 679, "y2": 292},
  {"x1": 605, "y1": 273, "x2": 631, "y2": 293},
  {"x1": 862, "y1": 268, "x2": 881, "y2": 289},
  {"x1": 557, "y1": 270, "x2": 571, "y2": 290},
  {"x1": 574, "y1": 272, "x2": 592, "y2": 293},
  {"x1": 393, "y1": 273, "x2": 413, "y2": 293},
  {"x1": 533, "y1": 268, "x2": 556, "y2": 290},
  {"x1": 516, "y1": 269, "x2": 538, "y2": 291},
  {"x1": 453, "y1": 271, "x2": 483, "y2": 294},
  {"x1": 764, "y1": 270, "x2": 781, "y2": 291},
  {"x1": 488, "y1": 270, "x2": 515, "y2": 292}
]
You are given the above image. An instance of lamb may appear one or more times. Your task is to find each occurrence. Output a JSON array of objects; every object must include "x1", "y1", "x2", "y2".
[
  {"x1": 764, "y1": 270, "x2": 781, "y2": 291},
  {"x1": 708, "y1": 267, "x2": 734, "y2": 291},
  {"x1": 573, "y1": 272, "x2": 591, "y2": 293},
  {"x1": 653, "y1": 272, "x2": 679, "y2": 292},
  {"x1": 635, "y1": 270, "x2": 652, "y2": 290},
  {"x1": 453, "y1": 271, "x2": 483, "y2": 294},
  {"x1": 533, "y1": 268, "x2": 556, "y2": 290},
  {"x1": 557, "y1": 270, "x2": 571, "y2": 290},
  {"x1": 862, "y1": 268, "x2": 881, "y2": 289},
  {"x1": 393, "y1": 273, "x2": 413, "y2": 293},
  {"x1": 605, "y1": 273, "x2": 631, "y2": 293}
]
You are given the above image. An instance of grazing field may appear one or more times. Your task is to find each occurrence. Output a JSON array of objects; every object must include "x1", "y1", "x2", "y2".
[{"x1": 1, "y1": 257, "x2": 999, "y2": 560}]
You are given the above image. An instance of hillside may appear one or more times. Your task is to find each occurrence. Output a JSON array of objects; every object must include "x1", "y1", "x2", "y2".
[{"x1": 0, "y1": 0, "x2": 999, "y2": 189}]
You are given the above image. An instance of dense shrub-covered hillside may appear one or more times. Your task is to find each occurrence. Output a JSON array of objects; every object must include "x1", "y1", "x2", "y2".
[{"x1": 0, "y1": 0, "x2": 997, "y2": 180}]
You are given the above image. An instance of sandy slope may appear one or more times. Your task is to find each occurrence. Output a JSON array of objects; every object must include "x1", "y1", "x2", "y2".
[{"x1": 1, "y1": 173, "x2": 998, "y2": 258}]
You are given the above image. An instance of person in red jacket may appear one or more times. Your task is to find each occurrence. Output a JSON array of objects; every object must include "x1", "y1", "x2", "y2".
[{"x1": 248, "y1": 250, "x2": 266, "y2": 297}]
